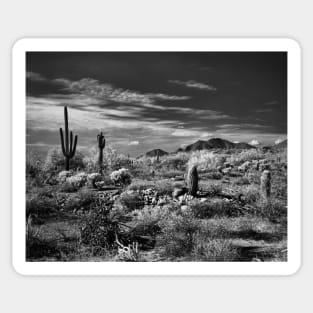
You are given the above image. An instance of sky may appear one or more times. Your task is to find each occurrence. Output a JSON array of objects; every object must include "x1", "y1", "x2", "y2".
[{"x1": 26, "y1": 52, "x2": 287, "y2": 157}]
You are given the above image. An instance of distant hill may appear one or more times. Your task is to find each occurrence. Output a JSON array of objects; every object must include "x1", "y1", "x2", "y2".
[
  {"x1": 185, "y1": 140, "x2": 212, "y2": 152},
  {"x1": 207, "y1": 138, "x2": 236, "y2": 149},
  {"x1": 275, "y1": 139, "x2": 287, "y2": 149},
  {"x1": 234, "y1": 142, "x2": 256, "y2": 149},
  {"x1": 272, "y1": 139, "x2": 287, "y2": 151},
  {"x1": 145, "y1": 148, "x2": 169, "y2": 157},
  {"x1": 183, "y1": 138, "x2": 255, "y2": 152}
]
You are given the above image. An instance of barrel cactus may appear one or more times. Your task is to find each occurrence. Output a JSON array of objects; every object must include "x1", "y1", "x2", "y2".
[
  {"x1": 187, "y1": 164, "x2": 198, "y2": 197},
  {"x1": 260, "y1": 170, "x2": 271, "y2": 201}
]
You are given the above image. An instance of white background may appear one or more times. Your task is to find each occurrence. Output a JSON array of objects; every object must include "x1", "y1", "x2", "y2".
[{"x1": 0, "y1": 0, "x2": 310, "y2": 312}]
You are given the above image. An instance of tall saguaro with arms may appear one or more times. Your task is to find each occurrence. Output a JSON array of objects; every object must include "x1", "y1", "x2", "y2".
[{"x1": 59, "y1": 106, "x2": 78, "y2": 170}]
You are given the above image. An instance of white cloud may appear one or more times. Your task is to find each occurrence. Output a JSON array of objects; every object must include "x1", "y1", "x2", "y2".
[
  {"x1": 171, "y1": 129, "x2": 211, "y2": 138},
  {"x1": 128, "y1": 141, "x2": 139, "y2": 146},
  {"x1": 275, "y1": 138, "x2": 284, "y2": 145},
  {"x1": 200, "y1": 132, "x2": 212, "y2": 138},
  {"x1": 255, "y1": 108, "x2": 273, "y2": 113},
  {"x1": 264, "y1": 100, "x2": 279, "y2": 106},
  {"x1": 61, "y1": 77, "x2": 190, "y2": 108},
  {"x1": 26, "y1": 72, "x2": 47, "y2": 82},
  {"x1": 169, "y1": 80, "x2": 217, "y2": 91},
  {"x1": 249, "y1": 139, "x2": 261, "y2": 146}
]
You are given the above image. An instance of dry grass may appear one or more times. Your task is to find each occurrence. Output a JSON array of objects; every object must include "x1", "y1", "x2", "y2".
[{"x1": 25, "y1": 148, "x2": 288, "y2": 262}]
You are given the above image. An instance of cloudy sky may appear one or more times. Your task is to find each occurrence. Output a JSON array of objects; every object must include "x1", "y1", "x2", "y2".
[{"x1": 26, "y1": 52, "x2": 287, "y2": 156}]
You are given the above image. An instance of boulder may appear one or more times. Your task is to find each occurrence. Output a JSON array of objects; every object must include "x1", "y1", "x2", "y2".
[
  {"x1": 172, "y1": 187, "x2": 187, "y2": 198},
  {"x1": 222, "y1": 167, "x2": 232, "y2": 175}
]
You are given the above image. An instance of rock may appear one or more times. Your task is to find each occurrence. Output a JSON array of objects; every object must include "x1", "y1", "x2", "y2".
[
  {"x1": 222, "y1": 167, "x2": 232, "y2": 175},
  {"x1": 172, "y1": 187, "x2": 187, "y2": 198},
  {"x1": 181, "y1": 205, "x2": 188, "y2": 211},
  {"x1": 238, "y1": 161, "x2": 251, "y2": 172},
  {"x1": 200, "y1": 198, "x2": 207, "y2": 203},
  {"x1": 178, "y1": 195, "x2": 186, "y2": 204},
  {"x1": 217, "y1": 165, "x2": 223, "y2": 173},
  {"x1": 158, "y1": 198, "x2": 167, "y2": 206}
]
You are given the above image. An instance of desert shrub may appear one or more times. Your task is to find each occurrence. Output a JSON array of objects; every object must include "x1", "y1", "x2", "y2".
[
  {"x1": 100, "y1": 145, "x2": 133, "y2": 171},
  {"x1": 159, "y1": 169, "x2": 184, "y2": 179},
  {"x1": 59, "y1": 182, "x2": 78, "y2": 193},
  {"x1": 57, "y1": 170, "x2": 73, "y2": 184},
  {"x1": 80, "y1": 195, "x2": 131, "y2": 252},
  {"x1": 66, "y1": 172, "x2": 88, "y2": 190},
  {"x1": 160, "y1": 153, "x2": 189, "y2": 170},
  {"x1": 119, "y1": 191, "x2": 144, "y2": 212},
  {"x1": 86, "y1": 172, "x2": 102, "y2": 187},
  {"x1": 127, "y1": 179, "x2": 156, "y2": 192},
  {"x1": 246, "y1": 171, "x2": 261, "y2": 184},
  {"x1": 132, "y1": 205, "x2": 171, "y2": 225},
  {"x1": 227, "y1": 170, "x2": 243, "y2": 177},
  {"x1": 26, "y1": 158, "x2": 42, "y2": 179},
  {"x1": 128, "y1": 162, "x2": 154, "y2": 180},
  {"x1": 256, "y1": 199, "x2": 287, "y2": 223},
  {"x1": 192, "y1": 237, "x2": 239, "y2": 261},
  {"x1": 44, "y1": 147, "x2": 85, "y2": 172},
  {"x1": 26, "y1": 196, "x2": 58, "y2": 217},
  {"x1": 154, "y1": 179, "x2": 175, "y2": 196},
  {"x1": 128, "y1": 206, "x2": 172, "y2": 246},
  {"x1": 34, "y1": 186, "x2": 57, "y2": 198},
  {"x1": 271, "y1": 171, "x2": 287, "y2": 199},
  {"x1": 26, "y1": 216, "x2": 62, "y2": 260},
  {"x1": 201, "y1": 170, "x2": 223, "y2": 180},
  {"x1": 240, "y1": 185, "x2": 260, "y2": 204},
  {"x1": 273, "y1": 183, "x2": 287, "y2": 199},
  {"x1": 188, "y1": 151, "x2": 217, "y2": 170},
  {"x1": 26, "y1": 150, "x2": 45, "y2": 188},
  {"x1": 199, "y1": 182, "x2": 222, "y2": 196},
  {"x1": 234, "y1": 176, "x2": 250, "y2": 185},
  {"x1": 63, "y1": 189, "x2": 96, "y2": 212},
  {"x1": 110, "y1": 168, "x2": 132, "y2": 186},
  {"x1": 227, "y1": 149, "x2": 265, "y2": 166},
  {"x1": 190, "y1": 198, "x2": 240, "y2": 219},
  {"x1": 157, "y1": 210, "x2": 201, "y2": 257}
]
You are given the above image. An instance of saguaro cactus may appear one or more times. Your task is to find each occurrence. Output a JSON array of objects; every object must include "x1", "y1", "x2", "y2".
[
  {"x1": 59, "y1": 106, "x2": 78, "y2": 170},
  {"x1": 156, "y1": 150, "x2": 160, "y2": 163},
  {"x1": 260, "y1": 170, "x2": 271, "y2": 201},
  {"x1": 97, "y1": 131, "x2": 106, "y2": 174},
  {"x1": 187, "y1": 164, "x2": 198, "y2": 197}
]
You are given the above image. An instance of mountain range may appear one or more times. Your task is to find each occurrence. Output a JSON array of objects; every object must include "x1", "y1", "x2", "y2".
[{"x1": 145, "y1": 138, "x2": 287, "y2": 157}]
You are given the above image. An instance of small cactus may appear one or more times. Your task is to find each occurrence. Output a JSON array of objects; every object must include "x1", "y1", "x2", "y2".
[
  {"x1": 187, "y1": 164, "x2": 198, "y2": 197},
  {"x1": 260, "y1": 170, "x2": 271, "y2": 201},
  {"x1": 97, "y1": 131, "x2": 106, "y2": 174}
]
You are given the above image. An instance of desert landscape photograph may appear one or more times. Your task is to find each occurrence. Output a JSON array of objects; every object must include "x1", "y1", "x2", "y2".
[{"x1": 25, "y1": 51, "x2": 288, "y2": 262}]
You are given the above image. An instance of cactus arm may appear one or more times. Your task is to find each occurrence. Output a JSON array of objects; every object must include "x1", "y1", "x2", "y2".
[
  {"x1": 71, "y1": 135, "x2": 78, "y2": 157},
  {"x1": 70, "y1": 131, "x2": 73, "y2": 154},
  {"x1": 59, "y1": 128, "x2": 66, "y2": 155}
]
